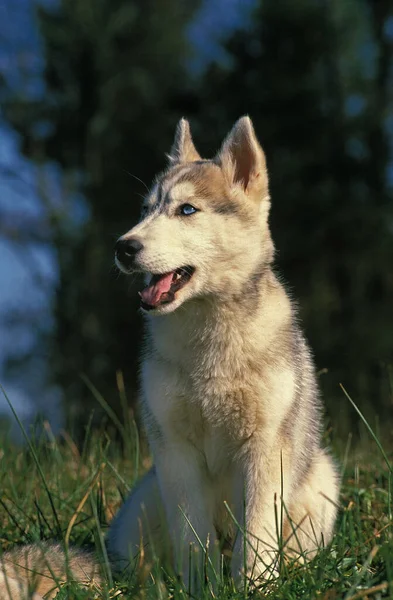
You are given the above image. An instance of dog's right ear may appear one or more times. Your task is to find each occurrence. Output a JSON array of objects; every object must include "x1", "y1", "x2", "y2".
[{"x1": 168, "y1": 118, "x2": 201, "y2": 164}]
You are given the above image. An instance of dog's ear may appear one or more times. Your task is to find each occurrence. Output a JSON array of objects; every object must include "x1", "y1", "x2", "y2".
[
  {"x1": 168, "y1": 118, "x2": 201, "y2": 163},
  {"x1": 217, "y1": 116, "x2": 268, "y2": 199}
]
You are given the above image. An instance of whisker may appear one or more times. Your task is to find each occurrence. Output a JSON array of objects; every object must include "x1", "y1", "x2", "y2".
[{"x1": 124, "y1": 170, "x2": 150, "y2": 193}]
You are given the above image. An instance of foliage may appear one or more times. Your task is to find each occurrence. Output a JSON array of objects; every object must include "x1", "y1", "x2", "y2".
[{"x1": 1, "y1": 0, "x2": 392, "y2": 434}]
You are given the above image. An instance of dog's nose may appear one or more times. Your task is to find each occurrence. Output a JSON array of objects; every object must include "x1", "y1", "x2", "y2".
[{"x1": 115, "y1": 237, "x2": 143, "y2": 268}]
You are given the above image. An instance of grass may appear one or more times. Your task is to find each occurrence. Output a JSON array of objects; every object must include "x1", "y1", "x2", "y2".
[{"x1": 0, "y1": 390, "x2": 392, "y2": 599}]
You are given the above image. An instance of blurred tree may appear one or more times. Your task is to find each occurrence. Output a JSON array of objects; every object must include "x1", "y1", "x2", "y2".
[
  {"x1": 191, "y1": 0, "x2": 393, "y2": 430},
  {"x1": 3, "y1": 0, "x2": 200, "y2": 432},
  {"x1": 2, "y1": 0, "x2": 392, "y2": 439}
]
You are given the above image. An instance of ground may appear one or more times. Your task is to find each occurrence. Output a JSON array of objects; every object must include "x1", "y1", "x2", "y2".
[{"x1": 0, "y1": 405, "x2": 392, "y2": 600}]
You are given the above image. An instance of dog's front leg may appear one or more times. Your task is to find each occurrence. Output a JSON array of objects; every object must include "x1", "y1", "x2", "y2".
[
  {"x1": 232, "y1": 441, "x2": 292, "y2": 587},
  {"x1": 153, "y1": 442, "x2": 219, "y2": 591}
]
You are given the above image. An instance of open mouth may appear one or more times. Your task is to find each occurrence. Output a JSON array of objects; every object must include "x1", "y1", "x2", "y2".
[{"x1": 139, "y1": 267, "x2": 195, "y2": 311}]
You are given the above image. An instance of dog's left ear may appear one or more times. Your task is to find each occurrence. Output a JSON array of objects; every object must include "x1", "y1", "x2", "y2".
[
  {"x1": 168, "y1": 118, "x2": 201, "y2": 163},
  {"x1": 217, "y1": 116, "x2": 268, "y2": 199}
]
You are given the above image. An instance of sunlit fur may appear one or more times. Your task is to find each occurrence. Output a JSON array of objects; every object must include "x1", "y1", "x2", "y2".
[{"x1": 0, "y1": 544, "x2": 99, "y2": 599}]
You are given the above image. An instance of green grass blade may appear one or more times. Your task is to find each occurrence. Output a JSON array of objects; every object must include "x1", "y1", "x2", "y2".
[
  {"x1": 80, "y1": 374, "x2": 126, "y2": 440},
  {"x1": 340, "y1": 384, "x2": 392, "y2": 473},
  {"x1": 0, "y1": 383, "x2": 62, "y2": 537}
]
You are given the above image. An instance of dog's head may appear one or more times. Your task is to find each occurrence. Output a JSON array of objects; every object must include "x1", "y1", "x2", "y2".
[{"x1": 115, "y1": 116, "x2": 274, "y2": 314}]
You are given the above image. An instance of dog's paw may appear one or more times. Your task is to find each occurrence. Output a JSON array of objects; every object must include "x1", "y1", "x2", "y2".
[{"x1": 232, "y1": 545, "x2": 279, "y2": 590}]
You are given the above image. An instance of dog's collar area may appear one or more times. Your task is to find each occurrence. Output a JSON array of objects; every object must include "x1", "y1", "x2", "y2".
[{"x1": 139, "y1": 267, "x2": 195, "y2": 311}]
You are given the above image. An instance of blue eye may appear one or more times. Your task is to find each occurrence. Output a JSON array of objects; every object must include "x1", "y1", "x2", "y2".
[{"x1": 179, "y1": 203, "x2": 198, "y2": 216}]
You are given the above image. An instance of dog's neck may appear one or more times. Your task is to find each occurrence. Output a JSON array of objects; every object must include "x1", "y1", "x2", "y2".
[{"x1": 145, "y1": 267, "x2": 292, "y2": 376}]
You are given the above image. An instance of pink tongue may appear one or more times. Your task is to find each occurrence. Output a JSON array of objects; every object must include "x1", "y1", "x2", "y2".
[{"x1": 140, "y1": 272, "x2": 174, "y2": 306}]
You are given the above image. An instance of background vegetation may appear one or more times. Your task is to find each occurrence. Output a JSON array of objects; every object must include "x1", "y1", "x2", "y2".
[{"x1": 0, "y1": 0, "x2": 392, "y2": 437}]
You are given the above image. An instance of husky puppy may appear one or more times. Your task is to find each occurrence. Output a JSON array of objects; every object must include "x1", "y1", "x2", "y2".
[{"x1": 110, "y1": 116, "x2": 339, "y2": 588}]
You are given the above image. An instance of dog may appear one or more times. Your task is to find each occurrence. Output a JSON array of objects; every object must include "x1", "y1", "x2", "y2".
[
  {"x1": 109, "y1": 116, "x2": 340, "y2": 587},
  {"x1": 0, "y1": 116, "x2": 339, "y2": 597}
]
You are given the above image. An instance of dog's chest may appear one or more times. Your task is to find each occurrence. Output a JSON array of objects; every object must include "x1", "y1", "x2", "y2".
[{"x1": 142, "y1": 351, "x2": 263, "y2": 457}]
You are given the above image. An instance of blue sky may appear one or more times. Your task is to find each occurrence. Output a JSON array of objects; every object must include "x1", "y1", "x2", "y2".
[{"x1": 0, "y1": 0, "x2": 254, "y2": 429}]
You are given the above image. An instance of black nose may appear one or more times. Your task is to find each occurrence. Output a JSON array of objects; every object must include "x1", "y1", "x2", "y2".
[{"x1": 115, "y1": 237, "x2": 143, "y2": 268}]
